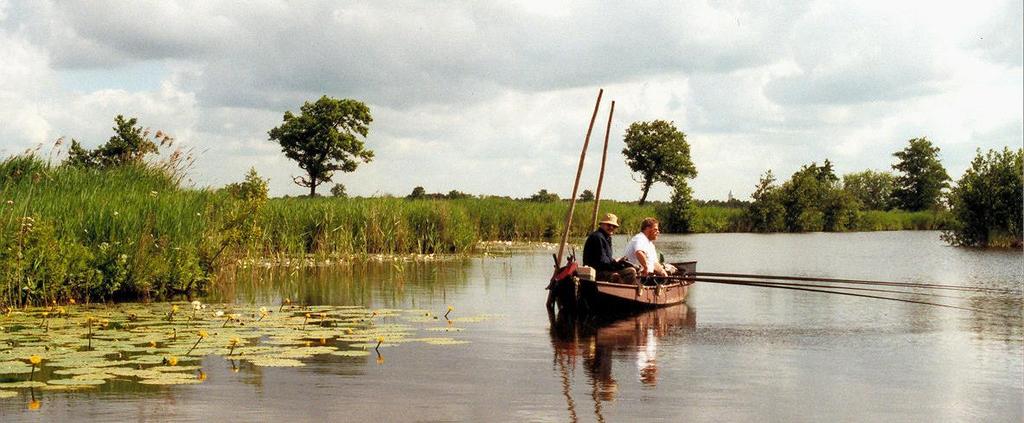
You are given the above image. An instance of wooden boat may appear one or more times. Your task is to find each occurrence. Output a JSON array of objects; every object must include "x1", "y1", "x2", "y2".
[{"x1": 548, "y1": 260, "x2": 696, "y2": 313}]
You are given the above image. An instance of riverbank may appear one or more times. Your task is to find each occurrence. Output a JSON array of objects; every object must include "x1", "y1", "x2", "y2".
[{"x1": 0, "y1": 157, "x2": 952, "y2": 305}]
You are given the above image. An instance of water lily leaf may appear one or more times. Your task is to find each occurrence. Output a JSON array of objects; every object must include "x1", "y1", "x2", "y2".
[
  {"x1": 0, "y1": 361, "x2": 32, "y2": 374},
  {"x1": 0, "y1": 381, "x2": 47, "y2": 389},
  {"x1": 246, "y1": 357, "x2": 305, "y2": 367},
  {"x1": 138, "y1": 377, "x2": 203, "y2": 385},
  {"x1": 330, "y1": 350, "x2": 370, "y2": 357},
  {"x1": 47, "y1": 378, "x2": 106, "y2": 386}
]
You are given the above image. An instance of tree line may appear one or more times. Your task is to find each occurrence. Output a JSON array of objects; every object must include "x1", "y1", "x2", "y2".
[{"x1": 57, "y1": 94, "x2": 1022, "y2": 248}]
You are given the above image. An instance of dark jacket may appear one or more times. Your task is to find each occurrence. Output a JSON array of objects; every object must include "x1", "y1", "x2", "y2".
[{"x1": 582, "y1": 229, "x2": 617, "y2": 271}]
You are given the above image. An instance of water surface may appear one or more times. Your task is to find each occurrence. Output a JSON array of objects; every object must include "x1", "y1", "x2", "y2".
[{"x1": 2, "y1": 231, "x2": 1021, "y2": 421}]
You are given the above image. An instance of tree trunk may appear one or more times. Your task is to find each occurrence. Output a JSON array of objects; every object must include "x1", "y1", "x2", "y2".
[
  {"x1": 309, "y1": 174, "x2": 317, "y2": 197},
  {"x1": 638, "y1": 178, "x2": 653, "y2": 205}
]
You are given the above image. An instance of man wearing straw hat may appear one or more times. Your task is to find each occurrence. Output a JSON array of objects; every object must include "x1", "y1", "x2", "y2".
[{"x1": 583, "y1": 213, "x2": 637, "y2": 284}]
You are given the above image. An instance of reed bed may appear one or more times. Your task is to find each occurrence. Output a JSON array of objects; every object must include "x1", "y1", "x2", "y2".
[{"x1": 0, "y1": 155, "x2": 952, "y2": 305}]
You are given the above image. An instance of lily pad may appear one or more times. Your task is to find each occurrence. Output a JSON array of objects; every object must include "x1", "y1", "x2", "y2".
[
  {"x1": 47, "y1": 378, "x2": 106, "y2": 386},
  {"x1": 246, "y1": 357, "x2": 305, "y2": 367}
]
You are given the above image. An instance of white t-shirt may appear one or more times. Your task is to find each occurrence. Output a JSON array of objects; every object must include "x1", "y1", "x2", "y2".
[{"x1": 623, "y1": 233, "x2": 657, "y2": 271}]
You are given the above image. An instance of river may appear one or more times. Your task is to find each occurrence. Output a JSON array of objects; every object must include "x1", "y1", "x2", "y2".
[{"x1": 2, "y1": 231, "x2": 1021, "y2": 422}]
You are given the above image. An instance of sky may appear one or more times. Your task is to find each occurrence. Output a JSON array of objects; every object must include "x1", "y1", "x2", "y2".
[{"x1": 0, "y1": 0, "x2": 1021, "y2": 201}]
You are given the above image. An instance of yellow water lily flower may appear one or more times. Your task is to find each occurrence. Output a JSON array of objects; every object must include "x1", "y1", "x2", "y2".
[
  {"x1": 29, "y1": 355, "x2": 41, "y2": 365},
  {"x1": 168, "y1": 356, "x2": 179, "y2": 366},
  {"x1": 198, "y1": 330, "x2": 209, "y2": 339}
]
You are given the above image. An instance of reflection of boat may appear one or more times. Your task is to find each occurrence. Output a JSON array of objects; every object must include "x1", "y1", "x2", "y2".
[
  {"x1": 549, "y1": 260, "x2": 696, "y2": 312},
  {"x1": 549, "y1": 304, "x2": 697, "y2": 420}
]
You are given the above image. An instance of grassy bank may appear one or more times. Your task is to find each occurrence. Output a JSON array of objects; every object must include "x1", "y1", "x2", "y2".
[{"x1": 0, "y1": 156, "x2": 952, "y2": 305}]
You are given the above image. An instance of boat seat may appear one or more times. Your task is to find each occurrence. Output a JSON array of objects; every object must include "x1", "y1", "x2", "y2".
[{"x1": 576, "y1": 266, "x2": 596, "y2": 282}]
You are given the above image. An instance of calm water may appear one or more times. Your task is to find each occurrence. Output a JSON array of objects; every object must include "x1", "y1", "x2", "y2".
[{"x1": 3, "y1": 231, "x2": 1022, "y2": 422}]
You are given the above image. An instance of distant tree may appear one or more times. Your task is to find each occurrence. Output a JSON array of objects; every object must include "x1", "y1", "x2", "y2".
[
  {"x1": 330, "y1": 183, "x2": 348, "y2": 198},
  {"x1": 65, "y1": 115, "x2": 164, "y2": 168},
  {"x1": 578, "y1": 189, "x2": 595, "y2": 201},
  {"x1": 408, "y1": 186, "x2": 426, "y2": 199},
  {"x1": 744, "y1": 160, "x2": 861, "y2": 233},
  {"x1": 661, "y1": 180, "x2": 695, "y2": 232},
  {"x1": 843, "y1": 170, "x2": 895, "y2": 210},
  {"x1": 942, "y1": 148, "x2": 1023, "y2": 248},
  {"x1": 745, "y1": 170, "x2": 785, "y2": 232},
  {"x1": 529, "y1": 189, "x2": 560, "y2": 203},
  {"x1": 268, "y1": 96, "x2": 373, "y2": 197},
  {"x1": 891, "y1": 137, "x2": 950, "y2": 211},
  {"x1": 445, "y1": 190, "x2": 472, "y2": 200},
  {"x1": 223, "y1": 167, "x2": 269, "y2": 202},
  {"x1": 622, "y1": 120, "x2": 697, "y2": 205}
]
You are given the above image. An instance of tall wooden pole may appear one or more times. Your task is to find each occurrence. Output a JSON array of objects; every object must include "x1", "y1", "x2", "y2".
[
  {"x1": 555, "y1": 88, "x2": 603, "y2": 268},
  {"x1": 548, "y1": 88, "x2": 603, "y2": 308},
  {"x1": 590, "y1": 100, "x2": 615, "y2": 230}
]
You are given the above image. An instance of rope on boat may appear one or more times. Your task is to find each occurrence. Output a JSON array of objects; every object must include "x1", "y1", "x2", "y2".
[
  {"x1": 687, "y1": 276, "x2": 968, "y2": 300},
  {"x1": 690, "y1": 277, "x2": 1014, "y2": 318},
  {"x1": 694, "y1": 272, "x2": 1017, "y2": 295}
]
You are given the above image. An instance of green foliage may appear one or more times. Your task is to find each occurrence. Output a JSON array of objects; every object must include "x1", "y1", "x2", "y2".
[
  {"x1": 843, "y1": 170, "x2": 895, "y2": 210},
  {"x1": 942, "y1": 148, "x2": 1023, "y2": 248},
  {"x1": 892, "y1": 137, "x2": 950, "y2": 211},
  {"x1": 330, "y1": 183, "x2": 348, "y2": 198},
  {"x1": 529, "y1": 189, "x2": 560, "y2": 203},
  {"x1": 744, "y1": 161, "x2": 860, "y2": 232},
  {"x1": 65, "y1": 116, "x2": 164, "y2": 168},
  {"x1": 578, "y1": 189, "x2": 595, "y2": 201},
  {"x1": 446, "y1": 190, "x2": 472, "y2": 200},
  {"x1": 621, "y1": 120, "x2": 697, "y2": 205},
  {"x1": 745, "y1": 170, "x2": 785, "y2": 232},
  {"x1": 268, "y1": 96, "x2": 374, "y2": 197},
  {"x1": 223, "y1": 168, "x2": 269, "y2": 202},
  {"x1": 660, "y1": 180, "x2": 695, "y2": 232},
  {"x1": 408, "y1": 186, "x2": 426, "y2": 199}
]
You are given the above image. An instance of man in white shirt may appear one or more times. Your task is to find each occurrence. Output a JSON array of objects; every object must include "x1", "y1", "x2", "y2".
[{"x1": 623, "y1": 217, "x2": 675, "y2": 277}]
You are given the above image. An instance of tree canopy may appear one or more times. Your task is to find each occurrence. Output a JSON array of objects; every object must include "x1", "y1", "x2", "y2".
[
  {"x1": 268, "y1": 96, "x2": 373, "y2": 197},
  {"x1": 621, "y1": 120, "x2": 696, "y2": 205},
  {"x1": 66, "y1": 115, "x2": 164, "y2": 168},
  {"x1": 942, "y1": 148, "x2": 1023, "y2": 248},
  {"x1": 842, "y1": 170, "x2": 895, "y2": 210},
  {"x1": 891, "y1": 137, "x2": 949, "y2": 211}
]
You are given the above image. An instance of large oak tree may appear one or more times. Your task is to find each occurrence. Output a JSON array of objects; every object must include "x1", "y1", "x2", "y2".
[
  {"x1": 268, "y1": 96, "x2": 374, "y2": 197},
  {"x1": 621, "y1": 120, "x2": 696, "y2": 205}
]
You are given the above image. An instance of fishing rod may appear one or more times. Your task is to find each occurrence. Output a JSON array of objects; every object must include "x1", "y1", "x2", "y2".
[
  {"x1": 690, "y1": 277, "x2": 1013, "y2": 317},
  {"x1": 694, "y1": 272, "x2": 1017, "y2": 295},
  {"x1": 683, "y1": 276, "x2": 970, "y2": 301}
]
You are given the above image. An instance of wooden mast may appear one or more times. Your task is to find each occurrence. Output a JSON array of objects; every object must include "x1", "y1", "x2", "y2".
[
  {"x1": 590, "y1": 100, "x2": 615, "y2": 230},
  {"x1": 548, "y1": 88, "x2": 603, "y2": 308}
]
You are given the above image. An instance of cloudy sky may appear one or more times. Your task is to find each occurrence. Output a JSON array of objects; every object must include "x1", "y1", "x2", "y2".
[{"x1": 0, "y1": 1, "x2": 1020, "y2": 201}]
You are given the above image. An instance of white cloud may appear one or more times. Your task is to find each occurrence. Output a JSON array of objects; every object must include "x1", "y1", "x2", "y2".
[{"x1": 0, "y1": 0, "x2": 1020, "y2": 201}]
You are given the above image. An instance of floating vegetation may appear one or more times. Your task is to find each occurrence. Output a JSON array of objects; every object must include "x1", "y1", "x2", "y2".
[{"x1": 0, "y1": 301, "x2": 484, "y2": 397}]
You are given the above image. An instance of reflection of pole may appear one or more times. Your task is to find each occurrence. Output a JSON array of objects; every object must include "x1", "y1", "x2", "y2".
[
  {"x1": 590, "y1": 100, "x2": 615, "y2": 230},
  {"x1": 557, "y1": 355, "x2": 578, "y2": 423}
]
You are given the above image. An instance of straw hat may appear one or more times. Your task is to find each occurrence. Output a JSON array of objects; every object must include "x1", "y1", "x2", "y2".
[{"x1": 598, "y1": 213, "x2": 619, "y2": 227}]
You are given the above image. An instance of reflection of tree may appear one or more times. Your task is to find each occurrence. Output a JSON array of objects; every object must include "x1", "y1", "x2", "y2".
[
  {"x1": 549, "y1": 305, "x2": 696, "y2": 421},
  {"x1": 210, "y1": 259, "x2": 473, "y2": 307},
  {"x1": 965, "y1": 295, "x2": 1024, "y2": 341}
]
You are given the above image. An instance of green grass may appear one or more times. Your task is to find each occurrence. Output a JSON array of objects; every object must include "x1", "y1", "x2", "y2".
[
  {"x1": 858, "y1": 210, "x2": 954, "y2": 231},
  {"x1": 0, "y1": 154, "x2": 956, "y2": 305}
]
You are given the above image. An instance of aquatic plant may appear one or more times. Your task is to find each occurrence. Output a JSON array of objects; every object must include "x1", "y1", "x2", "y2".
[{"x1": 0, "y1": 302, "x2": 487, "y2": 394}]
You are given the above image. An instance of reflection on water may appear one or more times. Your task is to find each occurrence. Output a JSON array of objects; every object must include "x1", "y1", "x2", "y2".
[
  {"x1": 2, "y1": 232, "x2": 1021, "y2": 422},
  {"x1": 210, "y1": 259, "x2": 475, "y2": 307},
  {"x1": 549, "y1": 305, "x2": 697, "y2": 421}
]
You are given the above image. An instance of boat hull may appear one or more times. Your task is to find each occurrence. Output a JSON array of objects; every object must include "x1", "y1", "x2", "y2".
[{"x1": 551, "y1": 261, "x2": 695, "y2": 312}]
